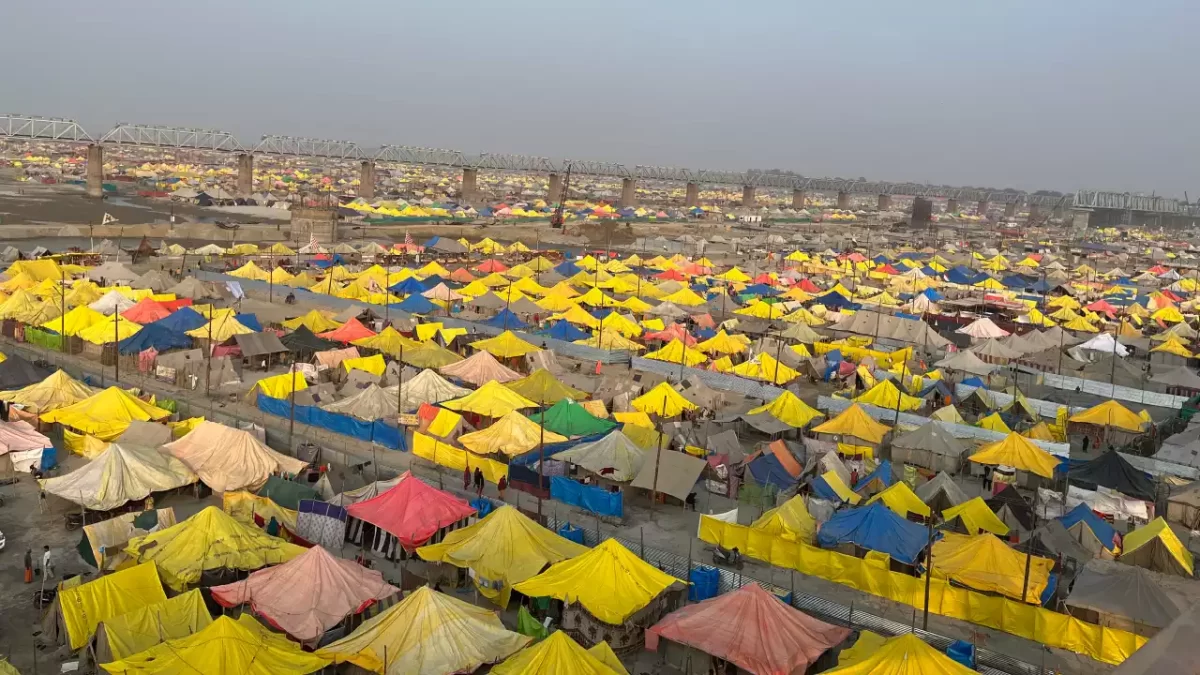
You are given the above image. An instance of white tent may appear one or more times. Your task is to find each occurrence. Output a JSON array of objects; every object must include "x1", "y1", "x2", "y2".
[
  {"x1": 41, "y1": 443, "x2": 197, "y2": 510},
  {"x1": 552, "y1": 430, "x2": 647, "y2": 481},
  {"x1": 956, "y1": 317, "x2": 1010, "y2": 339},
  {"x1": 1078, "y1": 332, "x2": 1129, "y2": 357}
]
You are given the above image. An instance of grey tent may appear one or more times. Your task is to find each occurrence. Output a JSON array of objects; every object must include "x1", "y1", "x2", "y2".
[
  {"x1": 1151, "y1": 366, "x2": 1200, "y2": 391},
  {"x1": 890, "y1": 421, "x2": 968, "y2": 474},
  {"x1": 234, "y1": 332, "x2": 289, "y2": 364},
  {"x1": 1031, "y1": 519, "x2": 1096, "y2": 566},
  {"x1": 1109, "y1": 604, "x2": 1200, "y2": 674},
  {"x1": 630, "y1": 448, "x2": 707, "y2": 501},
  {"x1": 915, "y1": 471, "x2": 969, "y2": 513},
  {"x1": 1066, "y1": 561, "x2": 1182, "y2": 636},
  {"x1": 320, "y1": 384, "x2": 398, "y2": 422}
]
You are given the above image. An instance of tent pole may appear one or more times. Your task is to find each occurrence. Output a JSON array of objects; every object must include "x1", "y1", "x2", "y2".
[
  {"x1": 288, "y1": 361, "x2": 297, "y2": 449},
  {"x1": 649, "y1": 393, "x2": 668, "y2": 514},
  {"x1": 537, "y1": 395, "x2": 545, "y2": 519},
  {"x1": 1021, "y1": 538, "x2": 1033, "y2": 603},
  {"x1": 114, "y1": 308, "x2": 119, "y2": 382},
  {"x1": 396, "y1": 345, "x2": 404, "y2": 416},
  {"x1": 922, "y1": 514, "x2": 934, "y2": 630}
]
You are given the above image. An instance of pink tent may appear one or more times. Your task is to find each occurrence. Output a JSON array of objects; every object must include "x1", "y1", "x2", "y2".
[
  {"x1": 347, "y1": 472, "x2": 475, "y2": 549},
  {"x1": 210, "y1": 546, "x2": 397, "y2": 643},
  {"x1": 319, "y1": 317, "x2": 376, "y2": 343},
  {"x1": 0, "y1": 420, "x2": 52, "y2": 453},
  {"x1": 121, "y1": 298, "x2": 171, "y2": 323},
  {"x1": 645, "y1": 323, "x2": 696, "y2": 346},
  {"x1": 646, "y1": 584, "x2": 850, "y2": 673}
]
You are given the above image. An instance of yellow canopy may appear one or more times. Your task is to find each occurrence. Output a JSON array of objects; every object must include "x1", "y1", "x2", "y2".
[
  {"x1": 750, "y1": 495, "x2": 816, "y2": 542},
  {"x1": 644, "y1": 339, "x2": 708, "y2": 366},
  {"x1": 746, "y1": 390, "x2": 823, "y2": 428},
  {"x1": 352, "y1": 325, "x2": 421, "y2": 358},
  {"x1": 659, "y1": 288, "x2": 707, "y2": 306},
  {"x1": 471, "y1": 330, "x2": 541, "y2": 358},
  {"x1": 1151, "y1": 336, "x2": 1193, "y2": 358},
  {"x1": 505, "y1": 368, "x2": 587, "y2": 404},
  {"x1": 186, "y1": 314, "x2": 253, "y2": 341},
  {"x1": 729, "y1": 353, "x2": 800, "y2": 384},
  {"x1": 513, "y1": 539, "x2": 680, "y2": 624},
  {"x1": 101, "y1": 614, "x2": 328, "y2": 675},
  {"x1": 812, "y1": 404, "x2": 890, "y2": 444},
  {"x1": 43, "y1": 304, "x2": 106, "y2": 335},
  {"x1": 59, "y1": 562, "x2": 167, "y2": 651},
  {"x1": 1121, "y1": 517, "x2": 1194, "y2": 576},
  {"x1": 943, "y1": 496, "x2": 1010, "y2": 536},
  {"x1": 968, "y1": 433, "x2": 1058, "y2": 478},
  {"x1": 853, "y1": 380, "x2": 922, "y2": 412},
  {"x1": 1069, "y1": 399, "x2": 1144, "y2": 432},
  {"x1": 976, "y1": 412, "x2": 1011, "y2": 433},
  {"x1": 317, "y1": 586, "x2": 529, "y2": 674},
  {"x1": 631, "y1": 382, "x2": 698, "y2": 417},
  {"x1": 823, "y1": 633, "x2": 977, "y2": 674},
  {"x1": 0, "y1": 369, "x2": 92, "y2": 412},
  {"x1": 417, "y1": 505, "x2": 588, "y2": 608},
  {"x1": 256, "y1": 371, "x2": 308, "y2": 399},
  {"x1": 459, "y1": 411, "x2": 566, "y2": 456},
  {"x1": 227, "y1": 261, "x2": 271, "y2": 281},
  {"x1": 342, "y1": 353, "x2": 386, "y2": 376},
  {"x1": 124, "y1": 506, "x2": 305, "y2": 591},
  {"x1": 492, "y1": 631, "x2": 617, "y2": 675},
  {"x1": 442, "y1": 380, "x2": 539, "y2": 418},
  {"x1": 97, "y1": 589, "x2": 212, "y2": 661},
  {"x1": 282, "y1": 309, "x2": 341, "y2": 333},
  {"x1": 865, "y1": 482, "x2": 930, "y2": 518},
  {"x1": 77, "y1": 314, "x2": 141, "y2": 345},
  {"x1": 41, "y1": 386, "x2": 170, "y2": 440},
  {"x1": 575, "y1": 330, "x2": 646, "y2": 351},
  {"x1": 696, "y1": 329, "x2": 747, "y2": 355},
  {"x1": 932, "y1": 532, "x2": 1051, "y2": 601},
  {"x1": 734, "y1": 300, "x2": 786, "y2": 319}
]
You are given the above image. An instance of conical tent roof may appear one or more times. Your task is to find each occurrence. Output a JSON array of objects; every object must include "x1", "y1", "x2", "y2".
[
  {"x1": 931, "y1": 532, "x2": 1052, "y2": 600},
  {"x1": 417, "y1": 505, "x2": 589, "y2": 607},
  {"x1": 812, "y1": 404, "x2": 891, "y2": 444},
  {"x1": 505, "y1": 368, "x2": 586, "y2": 404},
  {"x1": 43, "y1": 304, "x2": 106, "y2": 335},
  {"x1": 77, "y1": 313, "x2": 142, "y2": 345},
  {"x1": 746, "y1": 390, "x2": 823, "y2": 428},
  {"x1": 210, "y1": 546, "x2": 397, "y2": 642},
  {"x1": 823, "y1": 633, "x2": 976, "y2": 674},
  {"x1": 41, "y1": 443, "x2": 197, "y2": 510},
  {"x1": 41, "y1": 386, "x2": 170, "y2": 440},
  {"x1": 646, "y1": 583, "x2": 850, "y2": 674},
  {"x1": 120, "y1": 297, "x2": 171, "y2": 323},
  {"x1": 1069, "y1": 399, "x2": 1144, "y2": 432},
  {"x1": 318, "y1": 317, "x2": 376, "y2": 343},
  {"x1": 470, "y1": 330, "x2": 541, "y2": 358},
  {"x1": 352, "y1": 325, "x2": 420, "y2": 358},
  {"x1": 280, "y1": 325, "x2": 335, "y2": 353},
  {"x1": 553, "y1": 430, "x2": 647, "y2": 481},
  {"x1": 1068, "y1": 450, "x2": 1156, "y2": 501},
  {"x1": 513, "y1": 539, "x2": 681, "y2": 624},
  {"x1": 969, "y1": 432, "x2": 1059, "y2": 478},
  {"x1": 0, "y1": 369, "x2": 93, "y2": 412},
  {"x1": 0, "y1": 355, "x2": 52, "y2": 390},
  {"x1": 891, "y1": 421, "x2": 967, "y2": 459},
  {"x1": 854, "y1": 379, "x2": 923, "y2": 412},
  {"x1": 750, "y1": 495, "x2": 816, "y2": 542},
  {"x1": 459, "y1": 411, "x2": 567, "y2": 456},
  {"x1": 439, "y1": 349, "x2": 522, "y2": 386},
  {"x1": 282, "y1": 309, "x2": 341, "y2": 333},
  {"x1": 125, "y1": 506, "x2": 306, "y2": 591},
  {"x1": 89, "y1": 289, "x2": 137, "y2": 315},
  {"x1": 402, "y1": 340, "x2": 463, "y2": 369},
  {"x1": 631, "y1": 382, "x2": 697, "y2": 417},
  {"x1": 320, "y1": 383, "x2": 399, "y2": 421},
  {"x1": 442, "y1": 380, "x2": 538, "y2": 418},
  {"x1": 386, "y1": 368, "x2": 470, "y2": 412},
  {"x1": 317, "y1": 586, "x2": 530, "y2": 674},
  {"x1": 493, "y1": 631, "x2": 618, "y2": 675},
  {"x1": 529, "y1": 399, "x2": 617, "y2": 437},
  {"x1": 346, "y1": 472, "x2": 475, "y2": 548},
  {"x1": 164, "y1": 421, "x2": 308, "y2": 492}
]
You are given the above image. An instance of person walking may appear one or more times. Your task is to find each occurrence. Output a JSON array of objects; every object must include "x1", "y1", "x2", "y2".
[
  {"x1": 23, "y1": 549, "x2": 32, "y2": 584},
  {"x1": 497, "y1": 475, "x2": 508, "y2": 501},
  {"x1": 463, "y1": 464, "x2": 471, "y2": 491},
  {"x1": 473, "y1": 468, "x2": 484, "y2": 498},
  {"x1": 41, "y1": 546, "x2": 53, "y2": 579}
]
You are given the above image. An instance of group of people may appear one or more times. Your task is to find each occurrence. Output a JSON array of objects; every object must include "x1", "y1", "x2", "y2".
[
  {"x1": 463, "y1": 465, "x2": 508, "y2": 500},
  {"x1": 22, "y1": 545, "x2": 53, "y2": 583}
]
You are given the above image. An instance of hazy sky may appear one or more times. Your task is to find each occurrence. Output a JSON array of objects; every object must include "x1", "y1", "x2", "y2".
[{"x1": 3, "y1": 1, "x2": 1196, "y2": 197}]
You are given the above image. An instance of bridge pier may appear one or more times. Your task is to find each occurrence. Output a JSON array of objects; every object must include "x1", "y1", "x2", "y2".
[
  {"x1": 1004, "y1": 202, "x2": 1017, "y2": 219},
  {"x1": 85, "y1": 144, "x2": 104, "y2": 198},
  {"x1": 1027, "y1": 204, "x2": 1041, "y2": 223},
  {"x1": 1052, "y1": 204, "x2": 1065, "y2": 220},
  {"x1": 620, "y1": 178, "x2": 637, "y2": 208},
  {"x1": 1069, "y1": 209, "x2": 1091, "y2": 230},
  {"x1": 359, "y1": 160, "x2": 376, "y2": 200},
  {"x1": 792, "y1": 189, "x2": 806, "y2": 209},
  {"x1": 836, "y1": 191, "x2": 850, "y2": 210},
  {"x1": 977, "y1": 200, "x2": 989, "y2": 218},
  {"x1": 685, "y1": 182, "x2": 699, "y2": 207},
  {"x1": 236, "y1": 154, "x2": 254, "y2": 197},
  {"x1": 946, "y1": 198, "x2": 959, "y2": 214},
  {"x1": 547, "y1": 172, "x2": 562, "y2": 204},
  {"x1": 877, "y1": 194, "x2": 891, "y2": 210},
  {"x1": 461, "y1": 168, "x2": 478, "y2": 204},
  {"x1": 742, "y1": 185, "x2": 756, "y2": 207}
]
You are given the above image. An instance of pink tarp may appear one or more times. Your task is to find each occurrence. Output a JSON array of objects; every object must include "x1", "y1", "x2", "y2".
[
  {"x1": 346, "y1": 472, "x2": 475, "y2": 549},
  {"x1": 646, "y1": 583, "x2": 850, "y2": 674},
  {"x1": 0, "y1": 420, "x2": 53, "y2": 453},
  {"x1": 210, "y1": 546, "x2": 397, "y2": 643},
  {"x1": 439, "y1": 350, "x2": 521, "y2": 386}
]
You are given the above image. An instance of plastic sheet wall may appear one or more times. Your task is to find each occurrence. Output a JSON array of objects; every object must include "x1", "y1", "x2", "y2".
[
  {"x1": 411, "y1": 431, "x2": 507, "y2": 484},
  {"x1": 25, "y1": 327, "x2": 64, "y2": 351},
  {"x1": 256, "y1": 393, "x2": 406, "y2": 450},
  {"x1": 549, "y1": 476, "x2": 623, "y2": 517},
  {"x1": 698, "y1": 516, "x2": 1146, "y2": 666}
]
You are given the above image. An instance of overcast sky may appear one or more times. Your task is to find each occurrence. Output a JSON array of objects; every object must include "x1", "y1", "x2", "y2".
[{"x1": 3, "y1": 1, "x2": 1195, "y2": 197}]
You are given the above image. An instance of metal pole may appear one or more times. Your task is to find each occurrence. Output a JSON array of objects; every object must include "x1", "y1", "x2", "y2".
[
  {"x1": 60, "y1": 267, "x2": 66, "y2": 355},
  {"x1": 114, "y1": 310, "x2": 120, "y2": 382},
  {"x1": 268, "y1": 252, "x2": 274, "y2": 303},
  {"x1": 649, "y1": 393, "x2": 668, "y2": 513},
  {"x1": 922, "y1": 515, "x2": 934, "y2": 630},
  {"x1": 396, "y1": 344, "x2": 404, "y2": 415},
  {"x1": 205, "y1": 308, "x2": 212, "y2": 396},
  {"x1": 288, "y1": 361, "x2": 297, "y2": 448}
]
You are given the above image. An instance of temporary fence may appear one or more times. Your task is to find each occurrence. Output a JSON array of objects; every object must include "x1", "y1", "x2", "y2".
[
  {"x1": 548, "y1": 476, "x2": 623, "y2": 517},
  {"x1": 697, "y1": 515, "x2": 1145, "y2": 666},
  {"x1": 256, "y1": 393, "x2": 406, "y2": 450}
]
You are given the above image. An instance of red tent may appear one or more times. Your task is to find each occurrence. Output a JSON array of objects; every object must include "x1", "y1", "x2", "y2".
[
  {"x1": 655, "y1": 269, "x2": 687, "y2": 281},
  {"x1": 1085, "y1": 299, "x2": 1118, "y2": 317},
  {"x1": 647, "y1": 584, "x2": 850, "y2": 673},
  {"x1": 346, "y1": 472, "x2": 475, "y2": 549},
  {"x1": 751, "y1": 273, "x2": 776, "y2": 285},
  {"x1": 121, "y1": 298, "x2": 171, "y2": 323},
  {"x1": 319, "y1": 317, "x2": 376, "y2": 343},
  {"x1": 645, "y1": 323, "x2": 696, "y2": 346},
  {"x1": 797, "y1": 279, "x2": 821, "y2": 293},
  {"x1": 449, "y1": 268, "x2": 476, "y2": 283},
  {"x1": 875, "y1": 264, "x2": 900, "y2": 275},
  {"x1": 474, "y1": 259, "x2": 509, "y2": 274},
  {"x1": 679, "y1": 263, "x2": 712, "y2": 276}
]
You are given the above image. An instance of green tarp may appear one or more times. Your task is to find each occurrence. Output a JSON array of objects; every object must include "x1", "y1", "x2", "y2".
[{"x1": 528, "y1": 399, "x2": 616, "y2": 438}]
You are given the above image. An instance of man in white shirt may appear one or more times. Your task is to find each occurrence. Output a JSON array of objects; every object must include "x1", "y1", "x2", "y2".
[{"x1": 41, "y1": 546, "x2": 53, "y2": 579}]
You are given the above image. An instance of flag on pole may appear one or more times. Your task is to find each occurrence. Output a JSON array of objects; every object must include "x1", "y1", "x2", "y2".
[
  {"x1": 101, "y1": 213, "x2": 118, "y2": 225},
  {"x1": 404, "y1": 230, "x2": 414, "y2": 250},
  {"x1": 309, "y1": 232, "x2": 319, "y2": 251}
]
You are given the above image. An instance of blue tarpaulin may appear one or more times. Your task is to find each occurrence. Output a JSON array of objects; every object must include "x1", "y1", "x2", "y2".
[
  {"x1": 394, "y1": 293, "x2": 436, "y2": 314},
  {"x1": 557, "y1": 522, "x2": 585, "y2": 544},
  {"x1": 853, "y1": 460, "x2": 894, "y2": 492},
  {"x1": 747, "y1": 453, "x2": 795, "y2": 490},
  {"x1": 555, "y1": 261, "x2": 582, "y2": 277},
  {"x1": 509, "y1": 431, "x2": 611, "y2": 467},
  {"x1": 481, "y1": 309, "x2": 528, "y2": 330},
  {"x1": 542, "y1": 320, "x2": 589, "y2": 342},
  {"x1": 257, "y1": 393, "x2": 407, "y2": 450},
  {"x1": 549, "y1": 476, "x2": 623, "y2": 517},
  {"x1": 816, "y1": 502, "x2": 931, "y2": 564},
  {"x1": 117, "y1": 323, "x2": 194, "y2": 355},
  {"x1": 1058, "y1": 503, "x2": 1118, "y2": 551},
  {"x1": 150, "y1": 306, "x2": 207, "y2": 333},
  {"x1": 388, "y1": 277, "x2": 427, "y2": 294},
  {"x1": 234, "y1": 313, "x2": 263, "y2": 332}
]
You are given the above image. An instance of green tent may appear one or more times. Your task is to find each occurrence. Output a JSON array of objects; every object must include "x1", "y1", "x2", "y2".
[
  {"x1": 256, "y1": 475, "x2": 318, "y2": 510},
  {"x1": 528, "y1": 399, "x2": 616, "y2": 437}
]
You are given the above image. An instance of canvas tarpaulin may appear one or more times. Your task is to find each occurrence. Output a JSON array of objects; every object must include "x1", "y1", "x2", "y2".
[
  {"x1": 529, "y1": 399, "x2": 617, "y2": 437},
  {"x1": 1068, "y1": 450, "x2": 1156, "y2": 501},
  {"x1": 346, "y1": 471, "x2": 475, "y2": 549},
  {"x1": 386, "y1": 368, "x2": 470, "y2": 412},
  {"x1": 492, "y1": 631, "x2": 618, "y2": 675},
  {"x1": 822, "y1": 633, "x2": 976, "y2": 674},
  {"x1": 59, "y1": 561, "x2": 167, "y2": 650},
  {"x1": 164, "y1": 420, "x2": 308, "y2": 492},
  {"x1": 943, "y1": 496, "x2": 1010, "y2": 536},
  {"x1": 969, "y1": 432, "x2": 1060, "y2": 478},
  {"x1": 317, "y1": 586, "x2": 530, "y2": 674},
  {"x1": 1120, "y1": 518, "x2": 1195, "y2": 576},
  {"x1": 440, "y1": 349, "x2": 522, "y2": 386},
  {"x1": 441, "y1": 380, "x2": 538, "y2": 417},
  {"x1": 816, "y1": 502, "x2": 928, "y2": 564},
  {"x1": 412, "y1": 431, "x2": 508, "y2": 484},
  {"x1": 931, "y1": 532, "x2": 1052, "y2": 602},
  {"x1": 1066, "y1": 561, "x2": 1181, "y2": 631},
  {"x1": 40, "y1": 443, "x2": 197, "y2": 510},
  {"x1": 505, "y1": 368, "x2": 587, "y2": 404},
  {"x1": 630, "y1": 448, "x2": 707, "y2": 501},
  {"x1": 550, "y1": 476, "x2": 624, "y2": 517},
  {"x1": 211, "y1": 546, "x2": 397, "y2": 642},
  {"x1": 40, "y1": 386, "x2": 170, "y2": 440},
  {"x1": 646, "y1": 583, "x2": 850, "y2": 674},
  {"x1": 95, "y1": 589, "x2": 212, "y2": 662},
  {"x1": 459, "y1": 410, "x2": 566, "y2": 456},
  {"x1": 417, "y1": 505, "x2": 589, "y2": 608},
  {"x1": 257, "y1": 394, "x2": 406, "y2": 450},
  {"x1": 552, "y1": 430, "x2": 647, "y2": 482}
]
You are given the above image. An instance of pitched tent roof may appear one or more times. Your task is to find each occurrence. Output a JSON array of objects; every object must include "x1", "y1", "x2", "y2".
[
  {"x1": 318, "y1": 317, "x2": 376, "y2": 343},
  {"x1": 821, "y1": 633, "x2": 976, "y2": 674},
  {"x1": 1066, "y1": 561, "x2": 1181, "y2": 631},
  {"x1": 969, "y1": 432, "x2": 1059, "y2": 478},
  {"x1": 163, "y1": 421, "x2": 308, "y2": 492},
  {"x1": 553, "y1": 430, "x2": 647, "y2": 482},
  {"x1": 630, "y1": 447, "x2": 707, "y2": 501},
  {"x1": 931, "y1": 532, "x2": 1052, "y2": 601},
  {"x1": 943, "y1": 496, "x2": 1010, "y2": 536},
  {"x1": 505, "y1": 368, "x2": 586, "y2": 404},
  {"x1": 0, "y1": 369, "x2": 93, "y2": 413},
  {"x1": 210, "y1": 546, "x2": 398, "y2": 642},
  {"x1": 513, "y1": 539, "x2": 681, "y2": 624},
  {"x1": 459, "y1": 411, "x2": 566, "y2": 456},
  {"x1": 1070, "y1": 400, "x2": 1146, "y2": 433},
  {"x1": 646, "y1": 583, "x2": 850, "y2": 674},
  {"x1": 386, "y1": 368, "x2": 470, "y2": 412},
  {"x1": 0, "y1": 354, "x2": 52, "y2": 390},
  {"x1": 1068, "y1": 450, "x2": 1156, "y2": 501},
  {"x1": 470, "y1": 330, "x2": 541, "y2": 358},
  {"x1": 125, "y1": 506, "x2": 306, "y2": 591},
  {"x1": 891, "y1": 421, "x2": 968, "y2": 459},
  {"x1": 439, "y1": 349, "x2": 523, "y2": 386},
  {"x1": 865, "y1": 482, "x2": 931, "y2": 518},
  {"x1": 280, "y1": 325, "x2": 336, "y2": 353},
  {"x1": 745, "y1": 390, "x2": 823, "y2": 428},
  {"x1": 529, "y1": 399, "x2": 617, "y2": 437},
  {"x1": 986, "y1": 483, "x2": 1036, "y2": 531},
  {"x1": 915, "y1": 471, "x2": 969, "y2": 510},
  {"x1": 319, "y1": 383, "x2": 398, "y2": 422},
  {"x1": 100, "y1": 614, "x2": 328, "y2": 675},
  {"x1": 491, "y1": 631, "x2": 616, "y2": 675},
  {"x1": 417, "y1": 505, "x2": 589, "y2": 607},
  {"x1": 441, "y1": 380, "x2": 538, "y2": 418},
  {"x1": 41, "y1": 443, "x2": 197, "y2": 511},
  {"x1": 812, "y1": 404, "x2": 891, "y2": 444},
  {"x1": 318, "y1": 586, "x2": 528, "y2": 673},
  {"x1": 750, "y1": 495, "x2": 817, "y2": 543},
  {"x1": 346, "y1": 471, "x2": 475, "y2": 549},
  {"x1": 41, "y1": 386, "x2": 170, "y2": 440},
  {"x1": 816, "y1": 502, "x2": 929, "y2": 564},
  {"x1": 1120, "y1": 518, "x2": 1195, "y2": 576},
  {"x1": 631, "y1": 382, "x2": 698, "y2": 418}
]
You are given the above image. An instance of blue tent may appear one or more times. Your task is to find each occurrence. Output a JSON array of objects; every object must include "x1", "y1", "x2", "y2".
[
  {"x1": 421, "y1": 275, "x2": 446, "y2": 288},
  {"x1": 921, "y1": 288, "x2": 944, "y2": 302},
  {"x1": 1058, "y1": 503, "x2": 1118, "y2": 551},
  {"x1": 693, "y1": 327, "x2": 717, "y2": 340},
  {"x1": 945, "y1": 268, "x2": 977, "y2": 285},
  {"x1": 1001, "y1": 275, "x2": 1032, "y2": 290},
  {"x1": 149, "y1": 306, "x2": 207, "y2": 333},
  {"x1": 117, "y1": 323, "x2": 194, "y2": 355},
  {"x1": 1029, "y1": 279, "x2": 1051, "y2": 293},
  {"x1": 816, "y1": 502, "x2": 931, "y2": 564},
  {"x1": 853, "y1": 460, "x2": 895, "y2": 492},
  {"x1": 481, "y1": 309, "x2": 528, "y2": 330},
  {"x1": 542, "y1": 320, "x2": 590, "y2": 342},
  {"x1": 742, "y1": 283, "x2": 777, "y2": 297},
  {"x1": 918, "y1": 380, "x2": 954, "y2": 400},
  {"x1": 690, "y1": 283, "x2": 709, "y2": 294},
  {"x1": 234, "y1": 313, "x2": 263, "y2": 332},
  {"x1": 591, "y1": 307, "x2": 616, "y2": 320},
  {"x1": 961, "y1": 376, "x2": 986, "y2": 388},
  {"x1": 388, "y1": 277, "x2": 426, "y2": 295},
  {"x1": 747, "y1": 453, "x2": 795, "y2": 490},
  {"x1": 394, "y1": 293, "x2": 436, "y2": 314},
  {"x1": 872, "y1": 255, "x2": 891, "y2": 265},
  {"x1": 555, "y1": 261, "x2": 582, "y2": 277},
  {"x1": 816, "y1": 292, "x2": 858, "y2": 310}
]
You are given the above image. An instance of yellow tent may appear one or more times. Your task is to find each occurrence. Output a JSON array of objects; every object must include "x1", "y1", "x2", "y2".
[
  {"x1": 1120, "y1": 517, "x2": 1194, "y2": 576},
  {"x1": 95, "y1": 589, "x2": 212, "y2": 661},
  {"x1": 930, "y1": 405, "x2": 966, "y2": 425},
  {"x1": 853, "y1": 380, "x2": 922, "y2": 412},
  {"x1": 750, "y1": 495, "x2": 817, "y2": 542},
  {"x1": 124, "y1": 506, "x2": 305, "y2": 591},
  {"x1": 352, "y1": 326, "x2": 421, "y2": 358},
  {"x1": 812, "y1": 404, "x2": 890, "y2": 444},
  {"x1": 492, "y1": 631, "x2": 617, "y2": 675},
  {"x1": 0, "y1": 369, "x2": 93, "y2": 412},
  {"x1": 43, "y1": 304, "x2": 106, "y2": 336},
  {"x1": 631, "y1": 382, "x2": 697, "y2": 417},
  {"x1": 266, "y1": 242, "x2": 296, "y2": 255},
  {"x1": 943, "y1": 496, "x2": 1010, "y2": 536},
  {"x1": 402, "y1": 340, "x2": 464, "y2": 369},
  {"x1": 659, "y1": 288, "x2": 707, "y2": 306},
  {"x1": 101, "y1": 614, "x2": 328, "y2": 675},
  {"x1": 255, "y1": 371, "x2": 308, "y2": 399},
  {"x1": 1151, "y1": 336, "x2": 1193, "y2": 358},
  {"x1": 77, "y1": 314, "x2": 141, "y2": 345},
  {"x1": 186, "y1": 314, "x2": 253, "y2": 342},
  {"x1": 968, "y1": 433, "x2": 1058, "y2": 478},
  {"x1": 1151, "y1": 306, "x2": 1185, "y2": 324},
  {"x1": 746, "y1": 390, "x2": 823, "y2": 428},
  {"x1": 575, "y1": 331, "x2": 646, "y2": 351},
  {"x1": 317, "y1": 586, "x2": 530, "y2": 673},
  {"x1": 513, "y1": 539, "x2": 680, "y2": 624},
  {"x1": 1023, "y1": 421, "x2": 1060, "y2": 442},
  {"x1": 729, "y1": 353, "x2": 800, "y2": 384},
  {"x1": 822, "y1": 633, "x2": 977, "y2": 674},
  {"x1": 1062, "y1": 316, "x2": 1099, "y2": 333},
  {"x1": 976, "y1": 412, "x2": 1011, "y2": 433},
  {"x1": 459, "y1": 411, "x2": 567, "y2": 456},
  {"x1": 471, "y1": 330, "x2": 541, "y2": 358},
  {"x1": 505, "y1": 368, "x2": 587, "y2": 404},
  {"x1": 865, "y1": 482, "x2": 930, "y2": 518},
  {"x1": 696, "y1": 329, "x2": 747, "y2": 355},
  {"x1": 228, "y1": 261, "x2": 271, "y2": 281},
  {"x1": 417, "y1": 505, "x2": 589, "y2": 608},
  {"x1": 734, "y1": 300, "x2": 786, "y2": 320},
  {"x1": 644, "y1": 339, "x2": 708, "y2": 366},
  {"x1": 59, "y1": 561, "x2": 167, "y2": 651},
  {"x1": 342, "y1": 353, "x2": 386, "y2": 376},
  {"x1": 1069, "y1": 399, "x2": 1144, "y2": 432},
  {"x1": 282, "y1": 309, "x2": 341, "y2": 333},
  {"x1": 553, "y1": 304, "x2": 602, "y2": 327},
  {"x1": 715, "y1": 267, "x2": 752, "y2": 283},
  {"x1": 442, "y1": 380, "x2": 539, "y2": 418},
  {"x1": 932, "y1": 532, "x2": 1051, "y2": 601},
  {"x1": 0, "y1": 289, "x2": 40, "y2": 320},
  {"x1": 41, "y1": 386, "x2": 170, "y2": 440}
]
